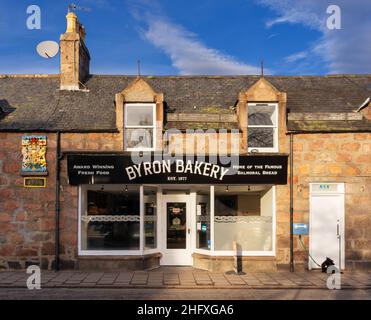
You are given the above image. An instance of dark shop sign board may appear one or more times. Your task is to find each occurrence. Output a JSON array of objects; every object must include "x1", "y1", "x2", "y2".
[{"x1": 67, "y1": 154, "x2": 288, "y2": 185}]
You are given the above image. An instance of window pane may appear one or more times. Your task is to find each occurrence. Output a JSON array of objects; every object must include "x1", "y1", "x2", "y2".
[
  {"x1": 144, "y1": 186, "x2": 157, "y2": 250},
  {"x1": 214, "y1": 186, "x2": 273, "y2": 251},
  {"x1": 81, "y1": 186, "x2": 140, "y2": 251},
  {"x1": 248, "y1": 105, "x2": 276, "y2": 125},
  {"x1": 167, "y1": 202, "x2": 187, "y2": 249},
  {"x1": 126, "y1": 105, "x2": 154, "y2": 126},
  {"x1": 125, "y1": 128, "x2": 153, "y2": 149},
  {"x1": 196, "y1": 191, "x2": 211, "y2": 250},
  {"x1": 248, "y1": 127, "x2": 274, "y2": 148}
]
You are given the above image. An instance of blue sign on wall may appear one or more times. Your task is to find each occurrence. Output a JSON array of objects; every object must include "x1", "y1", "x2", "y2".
[{"x1": 293, "y1": 223, "x2": 309, "y2": 235}]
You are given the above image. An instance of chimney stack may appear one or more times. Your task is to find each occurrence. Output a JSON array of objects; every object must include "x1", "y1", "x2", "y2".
[{"x1": 60, "y1": 12, "x2": 90, "y2": 90}]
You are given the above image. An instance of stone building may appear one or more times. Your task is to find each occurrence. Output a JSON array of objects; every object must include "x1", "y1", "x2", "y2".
[{"x1": 0, "y1": 13, "x2": 370, "y2": 271}]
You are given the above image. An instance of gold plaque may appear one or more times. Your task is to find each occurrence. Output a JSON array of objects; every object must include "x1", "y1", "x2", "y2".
[{"x1": 24, "y1": 177, "x2": 46, "y2": 188}]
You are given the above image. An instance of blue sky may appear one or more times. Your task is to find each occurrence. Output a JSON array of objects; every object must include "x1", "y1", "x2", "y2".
[{"x1": 0, "y1": 0, "x2": 370, "y2": 75}]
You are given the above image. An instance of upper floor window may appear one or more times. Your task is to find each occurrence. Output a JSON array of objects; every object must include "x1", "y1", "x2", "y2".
[
  {"x1": 124, "y1": 103, "x2": 156, "y2": 151},
  {"x1": 247, "y1": 103, "x2": 278, "y2": 152}
]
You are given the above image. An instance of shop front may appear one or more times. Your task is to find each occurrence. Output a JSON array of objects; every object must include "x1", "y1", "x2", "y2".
[
  {"x1": 1, "y1": 9, "x2": 371, "y2": 273},
  {"x1": 68, "y1": 153, "x2": 288, "y2": 271}
]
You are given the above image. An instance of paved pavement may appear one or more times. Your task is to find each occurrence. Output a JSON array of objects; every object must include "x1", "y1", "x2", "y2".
[
  {"x1": 0, "y1": 267, "x2": 370, "y2": 290},
  {"x1": 1, "y1": 288, "x2": 371, "y2": 300}
]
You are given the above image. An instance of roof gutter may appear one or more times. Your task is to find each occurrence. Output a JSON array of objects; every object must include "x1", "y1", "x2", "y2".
[
  {"x1": 0, "y1": 128, "x2": 120, "y2": 133},
  {"x1": 286, "y1": 129, "x2": 371, "y2": 134}
]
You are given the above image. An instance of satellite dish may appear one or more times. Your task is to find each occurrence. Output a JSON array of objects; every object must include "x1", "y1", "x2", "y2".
[{"x1": 36, "y1": 41, "x2": 59, "y2": 58}]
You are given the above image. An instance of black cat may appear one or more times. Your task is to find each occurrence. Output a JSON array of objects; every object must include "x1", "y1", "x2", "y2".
[{"x1": 321, "y1": 257, "x2": 335, "y2": 273}]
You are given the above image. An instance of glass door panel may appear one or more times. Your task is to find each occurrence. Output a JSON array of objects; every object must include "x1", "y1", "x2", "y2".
[{"x1": 166, "y1": 202, "x2": 187, "y2": 249}]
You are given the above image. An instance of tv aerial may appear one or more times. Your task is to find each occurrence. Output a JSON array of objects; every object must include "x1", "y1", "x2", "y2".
[
  {"x1": 36, "y1": 40, "x2": 59, "y2": 59},
  {"x1": 68, "y1": 2, "x2": 91, "y2": 12}
]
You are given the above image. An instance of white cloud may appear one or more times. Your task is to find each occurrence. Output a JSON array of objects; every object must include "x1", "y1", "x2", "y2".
[
  {"x1": 262, "y1": 0, "x2": 325, "y2": 30},
  {"x1": 128, "y1": 0, "x2": 263, "y2": 76},
  {"x1": 128, "y1": 0, "x2": 267, "y2": 75},
  {"x1": 258, "y1": 0, "x2": 371, "y2": 73},
  {"x1": 143, "y1": 19, "x2": 261, "y2": 75},
  {"x1": 285, "y1": 51, "x2": 308, "y2": 63}
]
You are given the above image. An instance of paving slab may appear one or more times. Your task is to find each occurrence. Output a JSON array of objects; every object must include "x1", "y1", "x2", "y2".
[
  {"x1": 0, "y1": 269, "x2": 370, "y2": 290},
  {"x1": 163, "y1": 273, "x2": 180, "y2": 285},
  {"x1": 65, "y1": 273, "x2": 89, "y2": 284},
  {"x1": 193, "y1": 273, "x2": 213, "y2": 285},
  {"x1": 208, "y1": 273, "x2": 230, "y2": 286},
  {"x1": 224, "y1": 274, "x2": 247, "y2": 286},
  {"x1": 179, "y1": 273, "x2": 196, "y2": 286},
  {"x1": 114, "y1": 272, "x2": 133, "y2": 285},
  {"x1": 97, "y1": 273, "x2": 119, "y2": 285},
  {"x1": 130, "y1": 272, "x2": 149, "y2": 285},
  {"x1": 252, "y1": 273, "x2": 281, "y2": 286},
  {"x1": 147, "y1": 272, "x2": 164, "y2": 286},
  {"x1": 82, "y1": 272, "x2": 104, "y2": 283}
]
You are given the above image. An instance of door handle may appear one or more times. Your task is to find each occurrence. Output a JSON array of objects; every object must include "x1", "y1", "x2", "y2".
[{"x1": 188, "y1": 228, "x2": 190, "y2": 234}]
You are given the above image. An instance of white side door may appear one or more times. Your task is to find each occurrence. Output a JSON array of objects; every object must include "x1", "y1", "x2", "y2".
[{"x1": 309, "y1": 183, "x2": 345, "y2": 270}]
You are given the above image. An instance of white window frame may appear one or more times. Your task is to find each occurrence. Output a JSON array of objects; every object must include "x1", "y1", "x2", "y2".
[
  {"x1": 78, "y1": 184, "x2": 144, "y2": 256},
  {"x1": 78, "y1": 184, "x2": 276, "y2": 258},
  {"x1": 193, "y1": 185, "x2": 276, "y2": 257},
  {"x1": 192, "y1": 186, "x2": 213, "y2": 255},
  {"x1": 247, "y1": 103, "x2": 278, "y2": 153},
  {"x1": 143, "y1": 185, "x2": 161, "y2": 255},
  {"x1": 124, "y1": 103, "x2": 156, "y2": 151}
]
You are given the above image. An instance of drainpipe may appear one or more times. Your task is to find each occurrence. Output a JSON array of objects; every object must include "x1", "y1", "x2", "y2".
[
  {"x1": 289, "y1": 133, "x2": 294, "y2": 272},
  {"x1": 55, "y1": 131, "x2": 62, "y2": 271}
]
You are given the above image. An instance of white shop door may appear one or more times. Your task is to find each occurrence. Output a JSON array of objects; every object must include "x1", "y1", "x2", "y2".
[
  {"x1": 309, "y1": 183, "x2": 345, "y2": 270},
  {"x1": 161, "y1": 195, "x2": 192, "y2": 265}
]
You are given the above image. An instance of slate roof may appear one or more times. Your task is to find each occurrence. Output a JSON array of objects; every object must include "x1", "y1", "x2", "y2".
[{"x1": 0, "y1": 74, "x2": 370, "y2": 132}]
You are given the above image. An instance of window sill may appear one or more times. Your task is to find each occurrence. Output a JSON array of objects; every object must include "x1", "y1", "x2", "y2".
[
  {"x1": 125, "y1": 149, "x2": 156, "y2": 152},
  {"x1": 248, "y1": 149, "x2": 279, "y2": 153}
]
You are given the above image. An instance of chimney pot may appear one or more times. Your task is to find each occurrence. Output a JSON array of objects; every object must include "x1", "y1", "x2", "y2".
[
  {"x1": 66, "y1": 12, "x2": 78, "y2": 33},
  {"x1": 60, "y1": 12, "x2": 90, "y2": 90}
]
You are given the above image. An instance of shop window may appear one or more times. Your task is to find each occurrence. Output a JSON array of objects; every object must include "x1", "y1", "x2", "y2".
[
  {"x1": 124, "y1": 103, "x2": 156, "y2": 151},
  {"x1": 80, "y1": 185, "x2": 140, "y2": 251},
  {"x1": 144, "y1": 186, "x2": 157, "y2": 250},
  {"x1": 196, "y1": 191, "x2": 211, "y2": 250},
  {"x1": 247, "y1": 103, "x2": 278, "y2": 152},
  {"x1": 214, "y1": 185, "x2": 274, "y2": 252}
]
